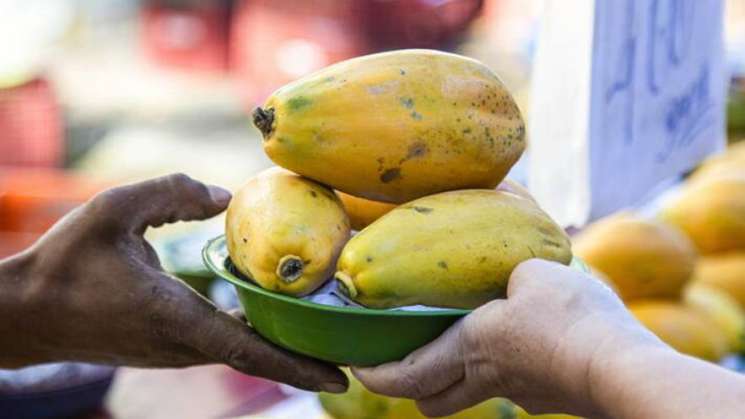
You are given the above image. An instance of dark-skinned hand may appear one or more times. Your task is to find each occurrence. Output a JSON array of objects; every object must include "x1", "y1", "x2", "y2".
[{"x1": 0, "y1": 173, "x2": 348, "y2": 393}]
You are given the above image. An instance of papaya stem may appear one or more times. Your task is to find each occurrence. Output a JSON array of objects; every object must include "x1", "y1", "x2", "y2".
[
  {"x1": 252, "y1": 107, "x2": 275, "y2": 139},
  {"x1": 276, "y1": 255, "x2": 304, "y2": 283},
  {"x1": 334, "y1": 271, "x2": 358, "y2": 299}
]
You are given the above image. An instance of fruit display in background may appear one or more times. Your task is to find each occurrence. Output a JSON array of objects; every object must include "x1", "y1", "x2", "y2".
[
  {"x1": 572, "y1": 213, "x2": 697, "y2": 301},
  {"x1": 335, "y1": 190, "x2": 571, "y2": 309},
  {"x1": 254, "y1": 49, "x2": 525, "y2": 203},
  {"x1": 684, "y1": 283, "x2": 745, "y2": 354},
  {"x1": 225, "y1": 167, "x2": 350, "y2": 296},
  {"x1": 336, "y1": 191, "x2": 397, "y2": 231},
  {"x1": 628, "y1": 300, "x2": 729, "y2": 361},
  {"x1": 692, "y1": 252, "x2": 745, "y2": 310},
  {"x1": 660, "y1": 174, "x2": 745, "y2": 254},
  {"x1": 319, "y1": 369, "x2": 580, "y2": 419}
]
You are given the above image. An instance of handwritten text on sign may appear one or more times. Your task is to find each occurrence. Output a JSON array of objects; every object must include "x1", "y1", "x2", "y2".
[{"x1": 588, "y1": 0, "x2": 725, "y2": 218}]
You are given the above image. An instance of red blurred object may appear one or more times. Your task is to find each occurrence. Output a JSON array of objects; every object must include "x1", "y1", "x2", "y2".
[
  {"x1": 0, "y1": 168, "x2": 104, "y2": 257},
  {"x1": 141, "y1": 0, "x2": 232, "y2": 73},
  {"x1": 231, "y1": 0, "x2": 370, "y2": 106},
  {"x1": 362, "y1": 0, "x2": 484, "y2": 50},
  {"x1": 0, "y1": 78, "x2": 63, "y2": 167}
]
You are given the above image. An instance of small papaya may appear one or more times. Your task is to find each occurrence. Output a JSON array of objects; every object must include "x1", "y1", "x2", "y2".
[
  {"x1": 334, "y1": 190, "x2": 572, "y2": 309},
  {"x1": 684, "y1": 283, "x2": 745, "y2": 354},
  {"x1": 253, "y1": 49, "x2": 525, "y2": 203},
  {"x1": 692, "y1": 252, "x2": 745, "y2": 310},
  {"x1": 628, "y1": 300, "x2": 729, "y2": 361},
  {"x1": 660, "y1": 174, "x2": 745, "y2": 254},
  {"x1": 225, "y1": 167, "x2": 350, "y2": 296},
  {"x1": 572, "y1": 213, "x2": 697, "y2": 301},
  {"x1": 336, "y1": 191, "x2": 397, "y2": 231}
]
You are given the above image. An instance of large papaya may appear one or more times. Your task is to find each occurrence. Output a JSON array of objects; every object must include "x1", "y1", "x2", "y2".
[
  {"x1": 334, "y1": 190, "x2": 572, "y2": 309},
  {"x1": 572, "y1": 213, "x2": 697, "y2": 301},
  {"x1": 253, "y1": 49, "x2": 525, "y2": 203},
  {"x1": 660, "y1": 174, "x2": 745, "y2": 254},
  {"x1": 628, "y1": 300, "x2": 729, "y2": 361},
  {"x1": 693, "y1": 252, "x2": 745, "y2": 310},
  {"x1": 225, "y1": 167, "x2": 350, "y2": 296}
]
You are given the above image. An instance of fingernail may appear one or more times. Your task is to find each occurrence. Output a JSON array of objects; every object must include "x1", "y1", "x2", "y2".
[
  {"x1": 208, "y1": 186, "x2": 232, "y2": 206},
  {"x1": 320, "y1": 382, "x2": 347, "y2": 394}
]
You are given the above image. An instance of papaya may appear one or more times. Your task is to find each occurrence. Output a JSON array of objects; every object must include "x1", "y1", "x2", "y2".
[
  {"x1": 225, "y1": 167, "x2": 350, "y2": 296},
  {"x1": 660, "y1": 174, "x2": 745, "y2": 254},
  {"x1": 690, "y1": 141, "x2": 745, "y2": 182},
  {"x1": 336, "y1": 191, "x2": 397, "y2": 231},
  {"x1": 627, "y1": 300, "x2": 729, "y2": 361},
  {"x1": 684, "y1": 283, "x2": 745, "y2": 354},
  {"x1": 572, "y1": 213, "x2": 697, "y2": 301},
  {"x1": 253, "y1": 49, "x2": 525, "y2": 203},
  {"x1": 334, "y1": 190, "x2": 572, "y2": 309},
  {"x1": 692, "y1": 252, "x2": 745, "y2": 310}
]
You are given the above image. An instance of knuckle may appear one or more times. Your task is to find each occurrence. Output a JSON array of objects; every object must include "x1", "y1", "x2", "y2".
[{"x1": 396, "y1": 363, "x2": 428, "y2": 399}]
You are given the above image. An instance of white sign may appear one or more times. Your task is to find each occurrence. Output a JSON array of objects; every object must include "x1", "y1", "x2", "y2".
[{"x1": 529, "y1": 0, "x2": 726, "y2": 226}]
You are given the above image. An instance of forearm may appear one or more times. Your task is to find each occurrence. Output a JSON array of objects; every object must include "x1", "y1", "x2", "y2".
[
  {"x1": 0, "y1": 250, "x2": 46, "y2": 368},
  {"x1": 593, "y1": 345, "x2": 745, "y2": 419}
]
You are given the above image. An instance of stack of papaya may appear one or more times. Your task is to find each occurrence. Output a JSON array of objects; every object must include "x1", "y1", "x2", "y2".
[
  {"x1": 225, "y1": 49, "x2": 572, "y2": 310},
  {"x1": 223, "y1": 49, "x2": 580, "y2": 418},
  {"x1": 573, "y1": 141, "x2": 745, "y2": 362}
]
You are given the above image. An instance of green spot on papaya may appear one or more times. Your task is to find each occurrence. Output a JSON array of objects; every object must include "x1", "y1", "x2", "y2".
[
  {"x1": 411, "y1": 206, "x2": 433, "y2": 214},
  {"x1": 410, "y1": 111, "x2": 423, "y2": 120},
  {"x1": 399, "y1": 97, "x2": 414, "y2": 109},
  {"x1": 287, "y1": 96, "x2": 312, "y2": 112},
  {"x1": 438, "y1": 261, "x2": 448, "y2": 269}
]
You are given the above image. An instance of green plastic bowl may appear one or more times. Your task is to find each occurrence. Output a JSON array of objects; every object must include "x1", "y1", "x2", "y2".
[{"x1": 203, "y1": 235, "x2": 588, "y2": 366}]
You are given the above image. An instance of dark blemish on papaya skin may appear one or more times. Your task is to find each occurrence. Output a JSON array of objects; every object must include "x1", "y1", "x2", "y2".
[
  {"x1": 400, "y1": 69, "x2": 406, "y2": 75},
  {"x1": 542, "y1": 239, "x2": 562, "y2": 248},
  {"x1": 310, "y1": 190, "x2": 318, "y2": 198},
  {"x1": 405, "y1": 142, "x2": 427, "y2": 159},
  {"x1": 412, "y1": 206, "x2": 433, "y2": 214},
  {"x1": 438, "y1": 261, "x2": 448, "y2": 269},
  {"x1": 400, "y1": 97, "x2": 415, "y2": 109},
  {"x1": 287, "y1": 96, "x2": 312, "y2": 111},
  {"x1": 479, "y1": 256, "x2": 487, "y2": 263},
  {"x1": 411, "y1": 111, "x2": 423, "y2": 120},
  {"x1": 323, "y1": 76, "x2": 335, "y2": 82},
  {"x1": 243, "y1": 238, "x2": 248, "y2": 243},
  {"x1": 380, "y1": 168, "x2": 401, "y2": 183},
  {"x1": 462, "y1": 128, "x2": 471, "y2": 134},
  {"x1": 366, "y1": 256, "x2": 373, "y2": 263}
]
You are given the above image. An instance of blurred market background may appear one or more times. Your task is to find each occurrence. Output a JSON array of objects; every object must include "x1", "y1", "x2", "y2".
[{"x1": 2, "y1": 0, "x2": 745, "y2": 418}]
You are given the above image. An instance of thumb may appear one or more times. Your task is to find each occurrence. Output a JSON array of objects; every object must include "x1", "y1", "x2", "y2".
[{"x1": 90, "y1": 173, "x2": 231, "y2": 234}]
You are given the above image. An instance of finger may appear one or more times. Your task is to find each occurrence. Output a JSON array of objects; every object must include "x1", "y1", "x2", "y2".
[
  {"x1": 416, "y1": 380, "x2": 491, "y2": 418},
  {"x1": 184, "y1": 302, "x2": 347, "y2": 393},
  {"x1": 90, "y1": 173, "x2": 231, "y2": 233},
  {"x1": 352, "y1": 321, "x2": 465, "y2": 400},
  {"x1": 506, "y1": 258, "x2": 569, "y2": 298}
]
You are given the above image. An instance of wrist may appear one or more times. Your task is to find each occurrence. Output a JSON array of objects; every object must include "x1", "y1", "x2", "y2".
[
  {"x1": 0, "y1": 248, "x2": 49, "y2": 367},
  {"x1": 588, "y1": 336, "x2": 674, "y2": 418}
]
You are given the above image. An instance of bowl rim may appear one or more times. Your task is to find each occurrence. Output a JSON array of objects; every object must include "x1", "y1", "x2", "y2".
[{"x1": 202, "y1": 235, "x2": 472, "y2": 317}]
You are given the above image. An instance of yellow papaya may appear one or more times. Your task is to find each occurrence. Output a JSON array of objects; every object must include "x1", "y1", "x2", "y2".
[
  {"x1": 334, "y1": 190, "x2": 572, "y2": 309},
  {"x1": 572, "y1": 213, "x2": 697, "y2": 301},
  {"x1": 319, "y1": 369, "x2": 520, "y2": 419},
  {"x1": 660, "y1": 174, "x2": 745, "y2": 254},
  {"x1": 225, "y1": 167, "x2": 350, "y2": 296},
  {"x1": 336, "y1": 191, "x2": 397, "y2": 231},
  {"x1": 693, "y1": 252, "x2": 745, "y2": 310},
  {"x1": 690, "y1": 141, "x2": 745, "y2": 182},
  {"x1": 628, "y1": 300, "x2": 729, "y2": 361},
  {"x1": 684, "y1": 283, "x2": 745, "y2": 354},
  {"x1": 253, "y1": 49, "x2": 525, "y2": 203}
]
